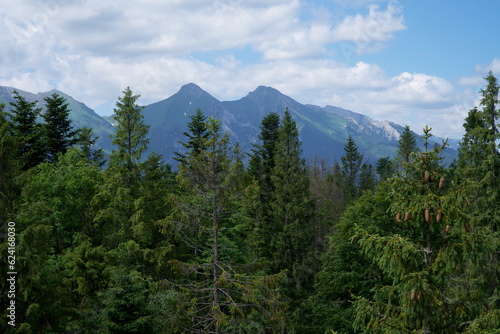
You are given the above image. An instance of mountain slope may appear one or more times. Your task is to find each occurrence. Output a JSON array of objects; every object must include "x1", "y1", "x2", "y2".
[
  {"x1": 0, "y1": 86, "x2": 115, "y2": 155},
  {"x1": 1, "y1": 84, "x2": 459, "y2": 167}
]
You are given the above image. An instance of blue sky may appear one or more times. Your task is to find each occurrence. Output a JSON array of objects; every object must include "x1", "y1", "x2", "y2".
[{"x1": 0, "y1": 0, "x2": 499, "y2": 139}]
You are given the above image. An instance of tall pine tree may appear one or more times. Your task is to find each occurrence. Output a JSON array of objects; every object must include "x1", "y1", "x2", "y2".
[
  {"x1": 341, "y1": 135, "x2": 364, "y2": 202},
  {"x1": 173, "y1": 107, "x2": 209, "y2": 166},
  {"x1": 353, "y1": 127, "x2": 499, "y2": 332},
  {"x1": 9, "y1": 91, "x2": 45, "y2": 170},
  {"x1": 109, "y1": 87, "x2": 150, "y2": 190},
  {"x1": 42, "y1": 93, "x2": 78, "y2": 162}
]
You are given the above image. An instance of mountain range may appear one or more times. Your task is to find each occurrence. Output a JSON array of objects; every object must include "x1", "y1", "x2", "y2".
[{"x1": 0, "y1": 84, "x2": 459, "y2": 167}]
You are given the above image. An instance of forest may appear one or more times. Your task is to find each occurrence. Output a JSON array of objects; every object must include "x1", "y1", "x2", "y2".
[{"x1": 0, "y1": 72, "x2": 499, "y2": 333}]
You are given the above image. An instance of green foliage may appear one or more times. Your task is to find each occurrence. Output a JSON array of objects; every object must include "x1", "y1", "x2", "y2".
[
  {"x1": 246, "y1": 111, "x2": 281, "y2": 259},
  {"x1": 173, "y1": 107, "x2": 209, "y2": 165},
  {"x1": 396, "y1": 125, "x2": 419, "y2": 171},
  {"x1": 304, "y1": 182, "x2": 396, "y2": 334},
  {"x1": 109, "y1": 87, "x2": 150, "y2": 190},
  {"x1": 172, "y1": 116, "x2": 284, "y2": 333},
  {"x1": 341, "y1": 135, "x2": 364, "y2": 202},
  {"x1": 0, "y1": 104, "x2": 18, "y2": 229},
  {"x1": 376, "y1": 156, "x2": 395, "y2": 182},
  {"x1": 77, "y1": 126, "x2": 106, "y2": 167},
  {"x1": 42, "y1": 92, "x2": 79, "y2": 162},
  {"x1": 359, "y1": 162, "x2": 376, "y2": 194},
  {"x1": 353, "y1": 127, "x2": 499, "y2": 333},
  {"x1": 8, "y1": 91, "x2": 45, "y2": 170}
]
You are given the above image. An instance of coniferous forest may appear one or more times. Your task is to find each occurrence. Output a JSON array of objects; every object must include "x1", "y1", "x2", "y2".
[{"x1": 0, "y1": 72, "x2": 499, "y2": 333}]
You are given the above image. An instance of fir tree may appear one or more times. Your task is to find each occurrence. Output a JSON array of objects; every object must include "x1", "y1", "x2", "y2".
[
  {"x1": 77, "y1": 126, "x2": 105, "y2": 167},
  {"x1": 376, "y1": 156, "x2": 395, "y2": 182},
  {"x1": 353, "y1": 127, "x2": 499, "y2": 332},
  {"x1": 109, "y1": 87, "x2": 150, "y2": 190},
  {"x1": 0, "y1": 104, "x2": 18, "y2": 234},
  {"x1": 270, "y1": 108, "x2": 315, "y2": 331},
  {"x1": 246, "y1": 111, "x2": 280, "y2": 258},
  {"x1": 396, "y1": 125, "x2": 419, "y2": 172},
  {"x1": 171, "y1": 117, "x2": 284, "y2": 333},
  {"x1": 341, "y1": 135, "x2": 364, "y2": 202},
  {"x1": 9, "y1": 90, "x2": 45, "y2": 169},
  {"x1": 173, "y1": 107, "x2": 209, "y2": 165},
  {"x1": 359, "y1": 162, "x2": 376, "y2": 194},
  {"x1": 42, "y1": 93, "x2": 78, "y2": 162}
]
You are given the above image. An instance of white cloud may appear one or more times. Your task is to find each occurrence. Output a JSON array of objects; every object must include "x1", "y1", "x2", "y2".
[
  {"x1": 331, "y1": 4, "x2": 406, "y2": 54},
  {"x1": 475, "y1": 58, "x2": 500, "y2": 75},
  {"x1": 0, "y1": 0, "x2": 479, "y2": 139}
]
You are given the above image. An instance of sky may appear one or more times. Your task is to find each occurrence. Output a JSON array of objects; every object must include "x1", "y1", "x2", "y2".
[{"x1": 1, "y1": 0, "x2": 499, "y2": 139}]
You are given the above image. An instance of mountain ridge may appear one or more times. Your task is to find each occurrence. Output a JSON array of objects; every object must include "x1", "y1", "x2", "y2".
[{"x1": 0, "y1": 83, "x2": 459, "y2": 166}]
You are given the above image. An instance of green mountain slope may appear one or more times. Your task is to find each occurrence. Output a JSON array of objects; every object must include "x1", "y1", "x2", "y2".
[{"x1": 0, "y1": 86, "x2": 115, "y2": 156}]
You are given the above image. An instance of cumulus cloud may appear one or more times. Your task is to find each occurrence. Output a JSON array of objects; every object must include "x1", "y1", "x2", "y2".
[
  {"x1": 0, "y1": 0, "x2": 482, "y2": 139},
  {"x1": 331, "y1": 4, "x2": 406, "y2": 54}
]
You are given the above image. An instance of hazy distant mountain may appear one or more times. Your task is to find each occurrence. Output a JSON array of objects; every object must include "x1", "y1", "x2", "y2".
[
  {"x1": 0, "y1": 86, "x2": 115, "y2": 155},
  {"x1": 0, "y1": 84, "x2": 459, "y2": 167},
  {"x1": 137, "y1": 83, "x2": 458, "y2": 166}
]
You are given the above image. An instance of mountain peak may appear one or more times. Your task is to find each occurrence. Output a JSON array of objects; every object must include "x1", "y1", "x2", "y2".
[
  {"x1": 178, "y1": 83, "x2": 204, "y2": 93},
  {"x1": 249, "y1": 85, "x2": 283, "y2": 97}
]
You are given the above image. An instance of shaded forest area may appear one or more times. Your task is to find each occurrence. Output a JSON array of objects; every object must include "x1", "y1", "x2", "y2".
[{"x1": 0, "y1": 73, "x2": 499, "y2": 333}]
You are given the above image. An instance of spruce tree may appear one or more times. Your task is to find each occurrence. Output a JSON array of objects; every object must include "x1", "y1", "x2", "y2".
[
  {"x1": 246, "y1": 111, "x2": 280, "y2": 258},
  {"x1": 0, "y1": 104, "x2": 18, "y2": 233},
  {"x1": 376, "y1": 156, "x2": 395, "y2": 182},
  {"x1": 9, "y1": 90, "x2": 45, "y2": 169},
  {"x1": 173, "y1": 107, "x2": 209, "y2": 165},
  {"x1": 457, "y1": 72, "x2": 500, "y2": 313},
  {"x1": 396, "y1": 125, "x2": 419, "y2": 172},
  {"x1": 109, "y1": 87, "x2": 150, "y2": 190},
  {"x1": 341, "y1": 135, "x2": 364, "y2": 202},
  {"x1": 353, "y1": 127, "x2": 499, "y2": 332},
  {"x1": 269, "y1": 108, "x2": 315, "y2": 331},
  {"x1": 77, "y1": 126, "x2": 105, "y2": 167},
  {"x1": 171, "y1": 117, "x2": 284, "y2": 333},
  {"x1": 359, "y1": 162, "x2": 376, "y2": 193},
  {"x1": 457, "y1": 71, "x2": 499, "y2": 230},
  {"x1": 42, "y1": 93, "x2": 78, "y2": 162}
]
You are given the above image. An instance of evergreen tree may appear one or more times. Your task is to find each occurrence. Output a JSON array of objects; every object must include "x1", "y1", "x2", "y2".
[
  {"x1": 246, "y1": 111, "x2": 281, "y2": 258},
  {"x1": 376, "y1": 156, "x2": 395, "y2": 182},
  {"x1": 456, "y1": 72, "x2": 500, "y2": 314},
  {"x1": 9, "y1": 91, "x2": 45, "y2": 169},
  {"x1": 172, "y1": 117, "x2": 284, "y2": 333},
  {"x1": 457, "y1": 71, "x2": 499, "y2": 230},
  {"x1": 0, "y1": 104, "x2": 18, "y2": 237},
  {"x1": 270, "y1": 108, "x2": 315, "y2": 331},
  {"x1": 359, "y1": 162, "x2": 376, "y2": 194},
  {"x1": 77, "y1": 126, "x2": 105, "y2": 167},
  {"x1": 396, "y1": 125, "x2": 419, "y2": 172},
  {"x1": 42, "y1": 93, "x2": 78, "y2": 162},
  {"x1": 173, "y1": 107, "x2": 209, "y2": 165},
  {"x1": 353, "y1": 127, "x2": 499, "y2": 332},
  {"x1": 305, "y1": 182, "x2": 396, "y2": 334},
  {"x1": 109, "y1": 87, "x2": 150, "y2": 190},
  {"x1": 341, "y1": 135, "x2": 364, "y2": 202}
]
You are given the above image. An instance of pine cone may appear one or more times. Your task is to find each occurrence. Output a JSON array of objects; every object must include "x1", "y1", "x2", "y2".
[
  {"x1": 417, "y1": 290, "x2": 422, "y2": 301},
  {"x1": 466, "y1": 198, "x2": 471, "y2": 207},
  {"x1": 436, "y1": 210, "x2": 441, "y2": 223},
  {"x1": 465, "y1": 223, "x2": 471, "y2": 233},
  {"x1": 411, "y1": 289, "x2": 415, "y2": 301},
  {"x1": 396, "y1": 213, "x2": 401, "y2": 223},
  {"x1": 425, "y1": 209, "x2": 430, "y2": 223},
  {"x1": 424, "y1": 171, "x2": 429, "y2": 181},
  {"x1": 445, "y1": 225, "x2": 450, "y2": 233},
  {"x1": 439, "y1": 177, "x2": 444, "y2": 189},
  {"x1": 404, "y1": 211, "x2": 410, "y2": 222}
]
